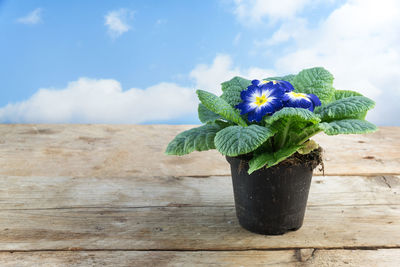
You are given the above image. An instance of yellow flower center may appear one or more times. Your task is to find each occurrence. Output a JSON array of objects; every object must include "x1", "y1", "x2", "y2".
[
  {"x1": 290, "y1": 92, "x2": 308, "y2": 99},
  {"x1": 255, "y1": 95, "x2": 269, "y2": 106}
]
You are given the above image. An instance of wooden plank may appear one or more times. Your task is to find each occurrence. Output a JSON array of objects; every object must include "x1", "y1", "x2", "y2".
[
  {"x1": 308, "y1": 249, "x2": 400, "y2": 267},
  {"x1": 0, "y1": 175, "x2": 398, "y2": 210},
  {"x1": 0, "y1": 205, "x2": 399, "y2": 250},
  {"x1": 313, "y1": 126, "x2": 400, "y2": 176},
  {"x1": 0, "y1": 125, "x2": 398, "y2": 178},
  {"x1": 0, "y1": 249, "x2": 399, "y2": 267}
]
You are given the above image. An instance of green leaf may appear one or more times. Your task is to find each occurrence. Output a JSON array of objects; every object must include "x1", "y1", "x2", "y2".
[
  {"x1": 266, "y1": 107, "x2": 321, "y2": 125},
  {"x1": 198, "y1": 104, "x2": 221, "y2": 123},
  {"x1": 316, "y1": 96, "x2": 375, "y2": 122},
  {"x1": 214, "y1": 125, "x2": 276, "y2": 157},
  {"x1": 323, "y1": 119, "x2": 377, "y2": 135},
  {"x1": 220, "y1": 76, "x2": 251, "y2": 107},
  {"x1": 165, "y1": 123, "x2": 223, "y2": 156},
  {"x1": 221, "y1": 76, "x2": 251, "y2": 93},
  {"x1": 196, "y1": 90, "x2": 248, "y2": 127},
  {"x1": 265, "y1": 107, "x2": 321, "y2": 149},
  {"x1": 292, "y1": 123, "x2": 329, "y2": 145},
  {"x1": 297, "y1": 140, "x2": 319, "y2": 155},
  {"x1": 292, "y1": 67, "x2": 335, "y2": 105},
  {"x1": 334, "y1": 90, "x2": 363, "y2": 100},
  {"x1": 248, "y1": 145, "x2": 301, "y2": 174},
  {"x1": 275, "y1": 145, "x2": 305, "y2": 165},
  {"x1": 248, "y1": 152, "x2": 274, "y2": 174},
  {"x1": 264, "y1": 74, "x2": 296, "y2": 83}
]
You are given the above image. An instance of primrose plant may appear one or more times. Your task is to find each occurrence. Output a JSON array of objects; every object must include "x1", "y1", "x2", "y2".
[{"x1": 166, "y1": 67, "x2": 377, "y2": 174}]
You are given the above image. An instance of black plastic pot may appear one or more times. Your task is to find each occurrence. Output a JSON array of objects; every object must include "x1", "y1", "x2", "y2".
[{"x1": 226, "y1": 156, "x2": 314, "y2": 235}]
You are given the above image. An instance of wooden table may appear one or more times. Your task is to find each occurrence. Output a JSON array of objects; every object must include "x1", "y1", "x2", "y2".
[{"x1": 0, "y1": 125, "x2": 399, "y2": 266}]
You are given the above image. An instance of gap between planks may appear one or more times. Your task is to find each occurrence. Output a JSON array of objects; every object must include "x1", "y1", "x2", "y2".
[
  {"x1": 1, "y1": 246, "x2": 400, "y2": 253},
  {"x1": 185, "y1": 173, "x2": 400, "y2": 178},
  {"x1": 0, "y1": 202, "x2": 398, "y2": 212}
]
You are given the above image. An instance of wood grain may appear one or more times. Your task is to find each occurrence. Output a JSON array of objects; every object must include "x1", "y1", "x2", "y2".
[
  {"x1": 0, "y1": 125, "x2": 398, "y2": 178},
  {"x1": 0, "y1": 205, "x2": 398, "y2": 250},
  {"x1": 0, "y1": 175, "x2": 398, "y2": 210},
  {"x1": 0, "y1": 249, "x2": 399, "y2": 267}
]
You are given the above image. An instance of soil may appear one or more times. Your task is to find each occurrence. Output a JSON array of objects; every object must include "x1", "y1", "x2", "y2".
[
  {"x1": 283, "y1": 147, "x2": 324, "y2": 171},
  {"x1": 234, "y1": 147, "x2": 324, "y2": 174}
]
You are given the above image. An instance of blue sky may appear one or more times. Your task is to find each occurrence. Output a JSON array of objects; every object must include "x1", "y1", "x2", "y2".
[{"x1": 1, "y1": 0, "x2": 399, "y2": 125}]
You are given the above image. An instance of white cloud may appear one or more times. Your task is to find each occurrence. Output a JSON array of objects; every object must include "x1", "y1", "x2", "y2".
[
  {"x1": 228, "y1": 0, "x2": 399, "y2": 125},
  {"x1": 190, "y1": 54, "x2": 276, "y2": 95},
  {"x1": 269, "y1": 0, "x2": 400, "y2": 125},
  {"x1": 0, "y1": 79, "x2": 197, "y2": 124},
  {"x1": 232, "y1": 0, "x2": 311, "y2": 25},
  {"x1": 254, "y1": 17, "x2": 308, "y2": 46},
  {"x1": 17, "y1": 8, "x2": 42, "y2": 25},
  {"x1": 0, "y1": 55, "x2": 275, "y2": 124},
  {"x1": 104, "y1": 9, "x2": 134, "y2": 38}
]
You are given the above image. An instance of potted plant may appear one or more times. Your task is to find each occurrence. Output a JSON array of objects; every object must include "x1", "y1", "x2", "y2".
[{"x1": 165, "y1": 67, "x2": 376, "y2": 235}]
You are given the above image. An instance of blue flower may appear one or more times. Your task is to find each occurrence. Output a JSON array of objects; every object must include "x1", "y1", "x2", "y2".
[
  {"x1": 261, "y1": 80, "x2": 295, "y2": 92},
  {"x1": 283, "y1": 91, "x2": 322, "y2": 111},
  {"x1": 235, "y1": 79, "x2": 284, "y2": 122}
]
